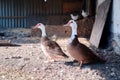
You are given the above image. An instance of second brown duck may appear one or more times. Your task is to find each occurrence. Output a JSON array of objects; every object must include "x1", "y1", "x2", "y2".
[{"x1": 64, "y1": 20, "x2": 106, "y2": 66}]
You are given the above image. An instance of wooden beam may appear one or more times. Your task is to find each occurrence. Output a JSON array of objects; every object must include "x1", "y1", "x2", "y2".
[
  {"x1": 0, "y1": 40, "x2": 21, "y2": 46},
  {"x1": 89, "y1": 0, "x2": 111, "y2": 48}
]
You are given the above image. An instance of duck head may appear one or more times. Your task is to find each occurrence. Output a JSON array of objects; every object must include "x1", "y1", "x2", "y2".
[
  {"x1": 33, "y1": 23, "x2": 45, "y2": 30},
  {"x1": 81, "y1": 10, "x2": 88, "y2": 18},
  {"x1": 64, "y1": 20, "x2": 77, "y2": 28},
  {"x1": 33, "y1": 23, "x2": 47, "y2": 37},
  {"x1": 64, "y1": 20, "x2": 78, "y2": 44}
]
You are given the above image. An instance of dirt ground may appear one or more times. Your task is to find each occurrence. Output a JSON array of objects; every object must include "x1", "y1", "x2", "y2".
[{"x1": 0, "y1": 28, "x2": 120, "y2": 80}]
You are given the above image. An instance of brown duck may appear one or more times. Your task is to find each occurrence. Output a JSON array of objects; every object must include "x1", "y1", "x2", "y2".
[
  {"x1": 33, "y1": 23, "x2": 68, "y2": 63},
  {"x1": 64, "y1": 20, "x2": 105, "y2": 66}
]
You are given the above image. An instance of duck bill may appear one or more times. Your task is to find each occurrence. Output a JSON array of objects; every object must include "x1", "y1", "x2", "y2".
[{"x1": 32, "y1": 25, "x2": 38, "y2": 29}]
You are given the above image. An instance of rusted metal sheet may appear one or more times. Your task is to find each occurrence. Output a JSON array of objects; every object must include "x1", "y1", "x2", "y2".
[{"x1": 0, "y1": 0, "x2": 62, "y2": 28}]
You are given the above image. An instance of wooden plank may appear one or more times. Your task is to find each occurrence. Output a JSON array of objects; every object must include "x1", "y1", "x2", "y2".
[
  {"x1": 89, "y1": 0, "x2": 111, "y2": 48},
  {"x1": 0, "y1": 40, "x2": 21, "y2": 46}
]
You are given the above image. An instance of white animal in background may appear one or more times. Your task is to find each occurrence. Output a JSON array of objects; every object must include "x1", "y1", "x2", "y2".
[
  {"x1": 44, "y1": 0, "x2": 47, "y2": 2},
  {"x1": 81, "y1": 10, "x2": 88, "y2": 18},
  {"x1": 70, "y1": 14, "x2": 79, "y2": 21}
]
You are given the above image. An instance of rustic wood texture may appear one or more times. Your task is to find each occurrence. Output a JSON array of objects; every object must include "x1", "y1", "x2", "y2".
[
  {"x1": 63, "y1": 0, "x2": 83, "y2": 14},
  {"x1": 0, "y1": 40, "x2": 21, "y2": 46},
  {"x1": 90, "y1": 0, "x2": 111, "y2": 48}
]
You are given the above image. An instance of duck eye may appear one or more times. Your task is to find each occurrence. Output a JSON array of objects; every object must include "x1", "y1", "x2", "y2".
[{"x1": 38, "y1": 23, "x2": 41, "y2": 26}]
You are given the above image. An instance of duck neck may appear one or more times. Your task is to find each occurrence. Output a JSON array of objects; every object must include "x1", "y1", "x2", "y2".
[
  {"x1": 40, "y1": 27, "x2": 47, "y2": 37},
  {"x1": 68, "y1": 27, "x2": 77, "y2": 44}
]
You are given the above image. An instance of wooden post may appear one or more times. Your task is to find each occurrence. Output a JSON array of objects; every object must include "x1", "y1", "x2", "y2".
[{"x1": 89, "y1": 0, "x2": 111, "y2": 48}]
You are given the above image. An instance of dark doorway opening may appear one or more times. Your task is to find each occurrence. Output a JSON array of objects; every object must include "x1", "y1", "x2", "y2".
[{"x1": 99, "y1": 0, "x2": 113, "y2": 49}]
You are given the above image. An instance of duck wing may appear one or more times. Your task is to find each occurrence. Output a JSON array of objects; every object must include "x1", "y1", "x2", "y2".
[
  {"x1": 68, "y1": 35, "x2": 105, "y2": 63},
  {"x1": 42, "y1": 39, "x2": 68, "y2": 58},
  {"x1": 77, "y1": 42, "x2": 106, "y2": 63}
]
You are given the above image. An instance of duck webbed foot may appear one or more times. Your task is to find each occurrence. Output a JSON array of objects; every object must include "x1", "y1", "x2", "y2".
[{"x1": 72, "y1": 60, "x2": 80, "y2": 66}]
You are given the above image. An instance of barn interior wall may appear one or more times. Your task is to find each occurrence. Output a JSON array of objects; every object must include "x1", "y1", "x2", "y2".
[
  {"x1": 0, "y1": 0, "x2": 84, "y2": 28},
  {"x1": 0, "y1": 0, "x2": 95, "y2": 39},
  {"x1": 0, "y1": 0, "x2": 63, "y2": 28},
  {"x1": 111, "y1": 0, "x2": 120, "y2": 55}
]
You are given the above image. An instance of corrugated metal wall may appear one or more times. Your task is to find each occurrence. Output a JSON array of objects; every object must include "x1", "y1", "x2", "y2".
[{"x1": 0, "y1": 0, "x2": 62, "y2": 28}]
